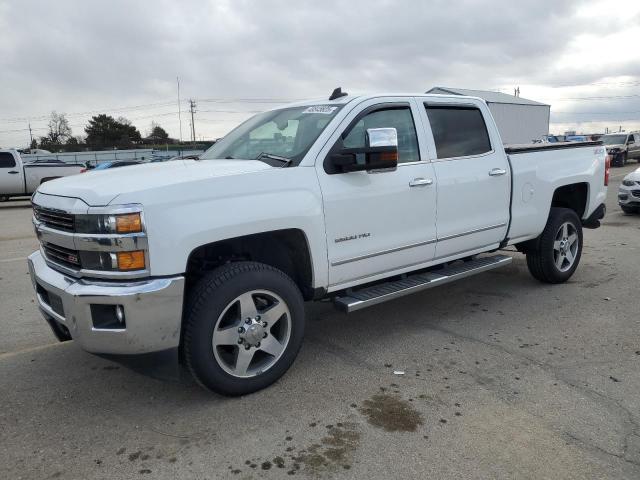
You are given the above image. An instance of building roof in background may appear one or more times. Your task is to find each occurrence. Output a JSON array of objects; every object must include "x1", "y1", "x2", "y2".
[{"x1": 426, "y1": 87, "x2": 549, "y2": 107}]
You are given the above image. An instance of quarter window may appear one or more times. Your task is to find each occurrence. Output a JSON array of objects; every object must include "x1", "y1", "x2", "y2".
[
  {"x1": 425, "y1": 106, "x2": 492, "y2": 159},
  {"x1": 0, "y1": 152, "x2": 17, "y2": 168},
  {"x1": 342, "y1": 107, "x2": 420, "y2": 164}
]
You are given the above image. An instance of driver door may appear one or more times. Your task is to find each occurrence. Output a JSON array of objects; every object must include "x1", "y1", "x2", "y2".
[{"x1": 315, "y1": 97, "x2": 438, "y2": 289}]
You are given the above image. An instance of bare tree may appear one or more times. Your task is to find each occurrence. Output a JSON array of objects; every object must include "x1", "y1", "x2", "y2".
[{"x1": 46, "y1": 111, "x2": 72, "y2": 144}]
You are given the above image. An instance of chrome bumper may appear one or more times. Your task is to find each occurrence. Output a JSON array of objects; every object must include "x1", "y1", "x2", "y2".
[{"x1": 28, "y1": 251, "x2": 185, "y2": 355}]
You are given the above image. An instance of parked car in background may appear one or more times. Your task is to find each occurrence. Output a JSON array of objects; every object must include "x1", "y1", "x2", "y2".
[
  {"x1": 81, "y1": 161, "x2": 141, "y2": 172},
  {"x1": 601, "y1": 132, "x2": 640, "y2": 167},
  {"x1": 0, "y1": 150, "x2": 83, "y2": 201},
  {"x1": 618, "y1": 167, "x2": 640, "y2": 214}
]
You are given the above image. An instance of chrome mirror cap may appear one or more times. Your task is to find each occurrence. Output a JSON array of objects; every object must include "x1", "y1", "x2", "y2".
[{"x1": 366, "y1": 128, "x2": 398, "y2": 148}]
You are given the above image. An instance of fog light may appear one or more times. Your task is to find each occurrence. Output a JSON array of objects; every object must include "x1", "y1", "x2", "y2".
[{"x1": 115, "y1": 305, "x2": 125, "y2": 324}]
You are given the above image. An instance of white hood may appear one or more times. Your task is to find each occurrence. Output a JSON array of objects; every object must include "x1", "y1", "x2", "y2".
[
  {"x1": 37, "y1": 159, "x2": 273, "y2": 206},
  {"x1": 624, "y1": 167, "x2": 640, "y2": 182}
]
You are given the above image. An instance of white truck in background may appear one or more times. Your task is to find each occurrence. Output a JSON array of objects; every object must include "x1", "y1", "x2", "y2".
[
  {"x1": 0, "y1": 150, "x2": 83, "y2": 201},
  {"x1": 28, "y1": 89, "x2": 608, "y2": 396}
]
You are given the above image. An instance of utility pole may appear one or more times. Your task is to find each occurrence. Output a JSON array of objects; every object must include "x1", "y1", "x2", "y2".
[
  {"x1": 177, "y1": 76, "x2": 183, "y2": 143},
  {"x1": 28, "y1": 122, "x2": 33, "y2": 147},
  {"x1": 189, "y1": 99, "x2": 196, "y2": 143}
]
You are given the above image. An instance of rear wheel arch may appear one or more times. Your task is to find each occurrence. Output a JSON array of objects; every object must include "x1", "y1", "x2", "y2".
[{"x1": 550, "y1": 182, "x2": 588, "y2": 219}]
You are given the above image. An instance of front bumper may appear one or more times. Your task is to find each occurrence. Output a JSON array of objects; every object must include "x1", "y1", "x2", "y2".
[
  {"x1": 28, "y1": 251, "x2": 185, "y2": 355},
  {"x1": 618, "y1": 185, "x2": 640, "y2": 206}
]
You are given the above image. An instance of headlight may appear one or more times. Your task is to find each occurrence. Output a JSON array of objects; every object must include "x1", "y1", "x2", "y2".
[
  {"x1": 622, "y1": 179, "x2": 636, "y2": 187},
  {"x1": 75, "y1": 212, "x2": 143, "y2": 234}
]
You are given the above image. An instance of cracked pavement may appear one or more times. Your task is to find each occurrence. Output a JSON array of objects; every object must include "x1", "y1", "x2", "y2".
[{"x1": 1, "y1": 165, "x2": 639, "y2": 479}]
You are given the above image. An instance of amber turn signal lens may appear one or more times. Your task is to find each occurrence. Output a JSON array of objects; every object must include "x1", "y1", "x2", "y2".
[
  {"x1": 115, "y1": 213, "x2": 142, "y2": 233},
  {"x1": 116, "y1": 251, "x2": 145, "y2": 271}
]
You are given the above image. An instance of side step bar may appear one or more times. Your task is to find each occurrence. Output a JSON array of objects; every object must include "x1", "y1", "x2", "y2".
[{"x1": 334, "y1": 255, "x2": 512, "y2": 313}]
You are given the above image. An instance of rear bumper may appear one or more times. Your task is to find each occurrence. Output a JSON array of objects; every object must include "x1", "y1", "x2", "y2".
[
  {"x1": 582, "y1": 203, "x2": 606, "y2": 229},
  {"x1": 28, "y1": 251, "x2": 185, "y2": 355}
]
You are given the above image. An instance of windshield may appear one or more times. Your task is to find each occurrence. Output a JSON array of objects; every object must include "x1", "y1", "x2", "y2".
[
  {"x1": 602, "y1": 135, "x2": 627, "y2": 145},
  {"x1": 200, "y1": 105, "x2": 343, "y2": 165}
]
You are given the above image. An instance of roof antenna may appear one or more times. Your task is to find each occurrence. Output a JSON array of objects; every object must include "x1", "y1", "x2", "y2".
[{"x1": 329, "y1": 87, "x2": 348, "y2": 100}]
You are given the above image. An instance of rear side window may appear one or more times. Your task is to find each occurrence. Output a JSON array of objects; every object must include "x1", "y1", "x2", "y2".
[
  {"x1": 0, "y1": 152, "x2": 17, "y2": 168},
  {"x1": 425, "y1": 106, "x2": 492, "y2": 159}
]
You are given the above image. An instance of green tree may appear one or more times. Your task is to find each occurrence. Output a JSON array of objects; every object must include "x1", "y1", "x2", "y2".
[{"x1": 84, "y1": 114, "x2": 141, "y2": 149}]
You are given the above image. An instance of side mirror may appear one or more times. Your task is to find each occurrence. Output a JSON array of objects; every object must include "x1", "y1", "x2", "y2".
[{"x1": 330, "y1": 127, "x2": 398, "y2": 173}]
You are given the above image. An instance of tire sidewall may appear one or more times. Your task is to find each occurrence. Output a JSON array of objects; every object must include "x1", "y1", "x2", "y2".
[{"x1": 186, "y1": 263, "x2": 305, "y2": 395}]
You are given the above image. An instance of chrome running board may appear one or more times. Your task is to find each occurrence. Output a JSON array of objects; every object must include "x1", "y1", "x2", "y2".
[{"x1": 333, "y1": 255, "x2": 512, "y2": 313}]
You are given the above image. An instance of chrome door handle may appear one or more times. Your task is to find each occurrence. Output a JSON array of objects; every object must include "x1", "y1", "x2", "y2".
[
  {"x1": 489, "y1": 168, "x2": 507, "y2": 176},
  {"x1": 409, "y1": 178, "x2": 433, "y2": 187}
]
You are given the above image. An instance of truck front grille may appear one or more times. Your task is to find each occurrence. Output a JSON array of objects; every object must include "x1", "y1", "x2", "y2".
[
  {"x1": 33, "y1": 205, "x2": 75, "y2": 232},
  {"x1": 43, "y1": 243, "x2": 81, "y2": 269}
]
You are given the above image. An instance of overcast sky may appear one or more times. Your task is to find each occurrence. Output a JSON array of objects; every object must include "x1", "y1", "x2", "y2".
[{"x1": 2, "y1": 0, "x2": 640, "y2": 147}]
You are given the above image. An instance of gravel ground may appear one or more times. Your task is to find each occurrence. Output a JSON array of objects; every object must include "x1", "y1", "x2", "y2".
[{"x1": 1, "y1": 165, "x2": 639, "y2": 479}]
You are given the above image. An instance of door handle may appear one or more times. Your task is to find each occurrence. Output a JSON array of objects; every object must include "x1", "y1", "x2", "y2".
[
  {"x1": 488, "y1": 168, "x2": 507, "y2": 176},
  {"x1": 409, "y1": 178, "x2": 433, "y2": 187},
  {"x1": 8, "y1": 171, "x2": 19, "y2": 174}
]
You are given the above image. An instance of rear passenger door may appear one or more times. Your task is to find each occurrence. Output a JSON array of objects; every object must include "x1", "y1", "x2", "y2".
[{"x1": 418, "y1": 100, "x2": 511, "y2": 259}]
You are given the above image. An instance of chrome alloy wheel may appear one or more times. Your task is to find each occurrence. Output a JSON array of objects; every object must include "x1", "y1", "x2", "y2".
[
  {"x1": 553, "y1": 221, "x2": 579, "y2": 272},
  {"x1": 212, "y1": 290, "x2": 291, "y2": 378}
]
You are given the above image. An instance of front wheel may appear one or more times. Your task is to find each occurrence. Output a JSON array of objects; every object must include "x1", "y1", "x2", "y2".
[
  {"x1": 526, "y1": 208, "x2": 583, "y2": 284},
  {"x1": 183, "y1": 261, "x2": 305, "y2": 396}
]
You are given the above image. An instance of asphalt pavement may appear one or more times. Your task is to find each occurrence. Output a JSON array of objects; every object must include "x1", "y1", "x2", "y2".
[{"x1": 1, "y1": 165, "x2": 639, "y2": 479}]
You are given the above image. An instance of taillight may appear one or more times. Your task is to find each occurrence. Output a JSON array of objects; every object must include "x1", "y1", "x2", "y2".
[{"x1": 604, "y1": 155, "x2": 611, "y2": 186}]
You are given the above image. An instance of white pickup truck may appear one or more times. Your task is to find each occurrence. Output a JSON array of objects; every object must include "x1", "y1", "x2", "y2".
[
  {"x1": 0, "y1": 150, "x2": 83, "y2": 201},
  {"x1": 28, "y1": 90, "x2": 608, "y2": 395}
]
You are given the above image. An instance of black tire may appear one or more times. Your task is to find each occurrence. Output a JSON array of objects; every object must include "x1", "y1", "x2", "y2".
[
  {"x1": 0, "y1": 195, "x2": 9, "y2": 202},
  {"x1": 526, "y1": 208, "x2": 583, "y2": 284},
  {"x1": 183, "y1": 261, "x2": 305, "y2": 396},
  {"x1": 621, "y1": 205, "x2": 637, "y2": 214}
]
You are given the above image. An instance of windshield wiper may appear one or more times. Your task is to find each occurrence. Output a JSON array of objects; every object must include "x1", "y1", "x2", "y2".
[{"x1": 256, "y1": 152, "x2": 292, "y2": 167}]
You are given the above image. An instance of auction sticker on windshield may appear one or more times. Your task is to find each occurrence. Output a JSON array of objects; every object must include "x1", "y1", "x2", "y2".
[{"x1": 302, "y1": 105, "x2": 338, "y2": 114}]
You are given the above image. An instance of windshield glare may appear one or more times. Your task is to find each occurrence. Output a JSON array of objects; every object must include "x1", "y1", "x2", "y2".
[
  {"x1": 602, "y1": 135, "x2": 627, "y2": 145},
  {"x1": 200, "y1": 105, "x2": 342, "y2": 164}
]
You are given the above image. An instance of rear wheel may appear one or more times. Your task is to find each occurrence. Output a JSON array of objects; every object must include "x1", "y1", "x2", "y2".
[
  {"x1": 183, "y1": 261, "x2": 305, "y2": 396},
  {"x1": 526, "y1": 208, "x2": 583, "y2": 284}
]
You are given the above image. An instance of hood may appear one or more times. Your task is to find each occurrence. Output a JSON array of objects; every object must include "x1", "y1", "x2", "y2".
[
  {"x1": 624, "y1": 167, "x2": 640, "y2": 182},
  {"x1": 605, "y1": 144, "x2": 625, "y2": 150},
  {"x1": 37, "y1": 159, "x2": 273, "y2": 206}
]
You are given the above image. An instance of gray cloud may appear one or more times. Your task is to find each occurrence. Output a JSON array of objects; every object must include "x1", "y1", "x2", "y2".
[{"x1": 2, "y1": 0, "x2": 640, "y2": 146}]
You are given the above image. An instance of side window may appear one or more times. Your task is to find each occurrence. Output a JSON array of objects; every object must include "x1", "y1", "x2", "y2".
[
  {"x1": 425, "y1": 106, "x2": 492, "y2": 159},
  {"x1": 342, "y1": 107, "x2": 420, "y2": 164},
  {"x1": 628, "y1": 135, "x2": 635, "y2": 144},
  {"x1": 0, "y1": 152, "x2": 17, "y2": 168}
]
